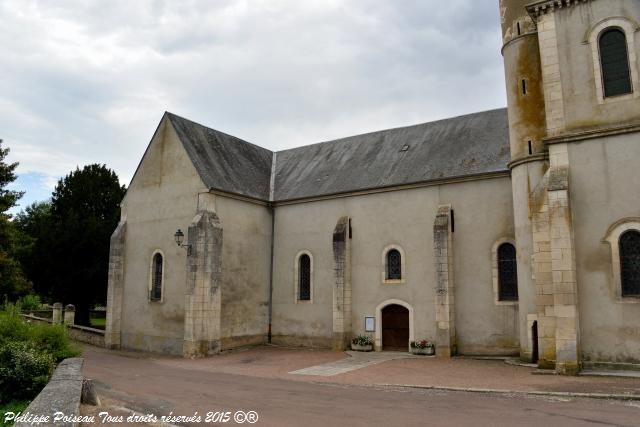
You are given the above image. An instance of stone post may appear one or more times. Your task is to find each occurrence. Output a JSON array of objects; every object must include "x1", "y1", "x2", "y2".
[
  {"x1": 52, "y1": 303, "x2": 62, "y2": 325},
  {"x1": 64, "y1": 304, "x2": 75, "y2": 325},
  {"x1": 105, "y1": 220, "x2": 126, "y2": 349},
  {"x1": 548, "y1": 165, "x2": 580, "y2": 375},
  {"x1": 183, "y1": 209, "x2": 223, "y2": 358},
  {"x1": 433, "y1": 205, "x2": 456, "y2": 357},
  {"x1": 332, "y1": 216, "x2": 352, "y2": 351}
]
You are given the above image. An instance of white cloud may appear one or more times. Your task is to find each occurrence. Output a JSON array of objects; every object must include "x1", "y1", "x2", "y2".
[{"x1": 0, "y1": 0, "x2": 506, "y2": 196}]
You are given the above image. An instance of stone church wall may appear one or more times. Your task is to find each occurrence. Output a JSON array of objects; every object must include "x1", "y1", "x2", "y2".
[
  {"x1": 531, "y1": 0, "x2": 640, "y2": 367},
  {"x1": 540, "y1": 0, "x2": 640, "y2": 136},
  {"x1": 270, "y1": 199, "x2": 336, "y2": 348},
  {"x1": 119, "y1": 119, "x2": 209, "y2": 354},
  {"x1": 271, "y1": 175, "x2": 518, "y2": 355},
  {"x1": 568, "y1": 134, "x2": 640, "y2": 364},
  {"x1": 216, "y1": 196, "x2": 272, "y2": 350}
]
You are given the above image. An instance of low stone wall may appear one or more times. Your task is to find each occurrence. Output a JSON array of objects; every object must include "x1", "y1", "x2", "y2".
[
  {"x1": 67, "y1": 324, "x2": 106, "y2": 347},
  {"x1": 21, "y1": 314, "x2": 105, "y2": 347},
  {"x1": 14, "y1": 358, "x2": 84, "y2": 427}
]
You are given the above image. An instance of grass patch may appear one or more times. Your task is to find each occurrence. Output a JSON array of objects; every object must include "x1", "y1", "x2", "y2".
[
  {"x1": 0, "y1": 400, "x2": 30, "y2": 426},
  {"x1": 90, "y1": 317, "x2": 105, "y2": 328}
]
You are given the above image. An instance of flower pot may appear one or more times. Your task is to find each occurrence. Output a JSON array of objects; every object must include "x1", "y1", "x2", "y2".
[
  {"x1": 351, "y1": 343, "x2": 373, "y2": 352},
  {"x1": 411, "y1": 347, "x2": 435, "y2": 356}
]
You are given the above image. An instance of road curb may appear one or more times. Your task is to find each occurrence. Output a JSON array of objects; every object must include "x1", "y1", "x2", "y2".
[{"x1": 376, "y1": 383, "x2": 640, "y2": 401}]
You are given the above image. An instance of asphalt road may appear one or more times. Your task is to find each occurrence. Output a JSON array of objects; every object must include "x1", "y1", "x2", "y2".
[{"x1": 84, "y1": 350, "x2": 640, "y2": 427}]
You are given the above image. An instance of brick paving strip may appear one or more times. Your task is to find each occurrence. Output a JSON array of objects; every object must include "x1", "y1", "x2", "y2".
[{"x1": 289, "y1": 351, "x2": 424, "y2": 376}]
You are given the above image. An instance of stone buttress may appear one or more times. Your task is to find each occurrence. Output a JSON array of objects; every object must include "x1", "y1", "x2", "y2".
[
  {"x1": 434, "y1": 205, "x2": 456, "y2": 357},
  {"x1": 332, "y1": 216, "x2": 352, "y2": 351},
  {"x1": 105, "y1": 220, "x2": 126, "y2": 349},
  {"x1": 183, "y1": 208, "x2": 223, "y2": 357}
]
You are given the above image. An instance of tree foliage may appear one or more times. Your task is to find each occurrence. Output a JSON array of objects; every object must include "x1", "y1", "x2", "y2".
[
  {"x1": 0, "y1": 140, "x2": 30, "y2": 301},
  {"x1": 15, "y1": 165, "x2": 125, "y2": 325},
  {"x1": 14, "y1": 201, "x2": 53, "y2": 298},
  {"x1": 0, "y1": 140, "x2": 23, "y2": 214},
  {"x1": 50, "y1": 164, "x2": 125, "y2": 325}
]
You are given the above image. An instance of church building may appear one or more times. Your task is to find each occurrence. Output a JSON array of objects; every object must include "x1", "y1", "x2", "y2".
[{"x1": 105, "y1": 0, "x2": 640, "y2": 374}]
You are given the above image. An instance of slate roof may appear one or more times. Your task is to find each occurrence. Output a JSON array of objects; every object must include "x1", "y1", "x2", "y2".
[
  {"x1": 167, "y1": 113, "x2": 273, "y2": 200},
  {"x1": 165, "y1": 108, "x2": 510, "y2": 203}
]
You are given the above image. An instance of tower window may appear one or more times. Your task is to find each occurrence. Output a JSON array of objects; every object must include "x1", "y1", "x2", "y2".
[
  {"x1": 528, "y1": 140, "x2": 533, "y2": 155},
  {"x1": 599, "y1": 28, "x2": 632, "y2": 97},
  {"x1": 498, "y1": 243, "x2": 518, "y2": 301},
  {"x1": 517, "y1": 22, "x2": 521, "y2": 36},
  {"x1": 298, "y1": 254, "x2": 311, "y2": 301},
  {"x1": 619, "y1": 230, "x2": 640, "y2": 297},
  {"x1": 386, "y1": 249, "x2": 402, "y2": 280},
  {"x1": 522, "y1": 79, "x2": 527, "y2": 95}
]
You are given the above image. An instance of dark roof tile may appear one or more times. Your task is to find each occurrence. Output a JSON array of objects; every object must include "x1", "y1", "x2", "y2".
[
  {"x1": 165, "y1": 108, "x2": 510, "y2": 202},
  {"x1": 167, "y1": 112, "x2": 273, "y2": 200}
]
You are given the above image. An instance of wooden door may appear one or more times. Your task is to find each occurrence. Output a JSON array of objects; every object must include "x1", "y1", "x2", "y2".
[
  {"x1": 382, "y1": 304, "x2": 409, "y2": 351},
  {"x1": 532, "y1": 321, "x2": 539, "y2": 364}
]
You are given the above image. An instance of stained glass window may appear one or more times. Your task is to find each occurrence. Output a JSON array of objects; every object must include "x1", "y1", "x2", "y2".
[
  {"x1": 151, "y1": 253, "x2": 163, "y2": 301},
  {"x1": 498, "y1": 243, "x2": 518, "y2": 301},
  {"x1": 600, "y1": 29, "x2": 632, "y2": 97},
  {"x1": 620, "y1": 231, "x2": 640, "y2": 297},
  {"x1": 299, "y1": 254, "x2": 311, "y2": 301},
  {"x1": 387, "y1": 249, "x2": 402, "y2": 280}
]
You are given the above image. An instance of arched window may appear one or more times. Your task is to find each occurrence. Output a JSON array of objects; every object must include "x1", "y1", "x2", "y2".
[
  {"x1": 298, "y1": 254, "x2": 311, "y2": 301},
  {"x1": 386, "y1": 249, "x2": 402, "y2": 280},
  {"x1": 600, "y1": 28, "x2": 632, "y2": 98},
  {"x1": 150, "y1": 253, "x2": 163, "y2": 301},
  {"x1": 619, "y1": 230, "x2": 640, "y2": 297},
  {"x1": 498, "y1": 243, "x2": 518, "y2": 301}
]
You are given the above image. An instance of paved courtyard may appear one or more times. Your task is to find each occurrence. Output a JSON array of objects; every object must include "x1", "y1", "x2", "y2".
[
  {"x1": 288, "y1": 350, "x2": 419, "y2": 376},
  {"x1": 81, "y1": 345, "x2": 640, "y2": 426}
]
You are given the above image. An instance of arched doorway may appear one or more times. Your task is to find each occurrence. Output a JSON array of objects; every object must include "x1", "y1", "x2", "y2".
[
  {"x1": 381, "y1": 304, "x2": 409, "y2": 351},
  {"x1": 532, "y1": 321, "x2": 539, "y2": 364}
]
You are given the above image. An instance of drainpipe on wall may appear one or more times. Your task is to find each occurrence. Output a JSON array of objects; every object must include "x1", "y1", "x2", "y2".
[
  {"x1": 267, "y1": 152, "x2": 277, "y2": 344},
  {"x1": 267, "y1": 203, "x2": 275, "y2": 344}
]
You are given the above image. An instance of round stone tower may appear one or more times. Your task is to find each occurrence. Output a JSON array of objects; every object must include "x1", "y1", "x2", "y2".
[
  {"x1": 499, "y1": 0, "x2": 548, "y2": 364},
  {"x1": 500, "y1": 0, "x2": 547, "y2": 159}
]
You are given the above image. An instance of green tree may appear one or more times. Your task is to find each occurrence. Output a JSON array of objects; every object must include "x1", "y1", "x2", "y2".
[
  {"x1": 47, "y1": 165, "x2": 126, "y2": 325},
  {"x1": 13, "y1": 201, "x2": 53, "y2": 298},
  {"x1": 0, "y1": 139, "x2": 30, "y2": 301}
]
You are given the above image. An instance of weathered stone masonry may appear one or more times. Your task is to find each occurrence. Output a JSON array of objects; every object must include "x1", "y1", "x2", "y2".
[
  {"x1": 105, "y1": 220, "x2": 126, "y2": 349},
  {"x1": 548, "y1": 163, "x2": 580, "y2": 375},
  {"x1": 530, "y1": 159, "x2": 580, "y2": 373},
  {"x1": 183, "y1": 209, "x2": 223, "y2": 357},
  {"x1": 434, "y1": 205, "x2": 456, "y2": 357},
  {"x1": 332, "y1": 216, "x2": 352, "y2": 351}
]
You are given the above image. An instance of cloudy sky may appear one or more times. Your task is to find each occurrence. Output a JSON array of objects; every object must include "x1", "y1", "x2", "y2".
[{"x1": 1, "y1": 0, "x2": 506, "y2": 212}]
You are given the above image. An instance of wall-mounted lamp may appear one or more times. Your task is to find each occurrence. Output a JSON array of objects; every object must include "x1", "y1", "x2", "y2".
[{"x1": 174, "y1": 229, "x2": 192, "y2": 255}]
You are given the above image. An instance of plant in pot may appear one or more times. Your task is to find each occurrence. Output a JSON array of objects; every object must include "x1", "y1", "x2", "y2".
[
  {"x1": 410, "y1": 339, "x2": 435, "y2": 355},
  {"x1": 351, "y1": 335, "x2": 374, "y2": 352}
]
